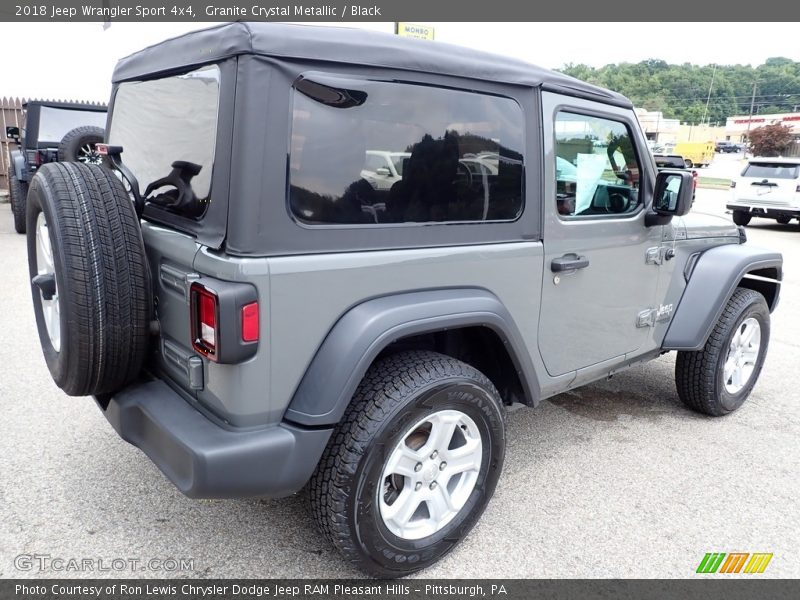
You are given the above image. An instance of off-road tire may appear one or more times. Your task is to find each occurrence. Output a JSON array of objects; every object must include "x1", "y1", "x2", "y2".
[
  {"x1": 732, "y1": 210, "x2": 751, "y2": 226},
  {"x1": 309, "y1": 350, "x2": 506, "y2": 577},
  {"x1": 27, "y1": 162, "x2": 150, "y2": 396},
  {"x1": 675, "y1": 288, "x2": 769, "y2": 416},
  {"x1": 57, "y1": 126, "x2": 106, "y2": 165},
  {"x1": 9, "y1": 172, "x2": 27, "y2": 234}
]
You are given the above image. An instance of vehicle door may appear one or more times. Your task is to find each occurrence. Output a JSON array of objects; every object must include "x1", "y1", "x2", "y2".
[{"x1": 538, "y1": 93, "x2": 662, "y2": 377}]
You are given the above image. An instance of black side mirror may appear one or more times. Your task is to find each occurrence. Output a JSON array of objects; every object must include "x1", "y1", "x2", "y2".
[
  {"x1": 646, "y1": 170, "x2": 694, "y2": 226},
  {"x1": 6, "y1": 126, "x2": 20, "y2": 142}
]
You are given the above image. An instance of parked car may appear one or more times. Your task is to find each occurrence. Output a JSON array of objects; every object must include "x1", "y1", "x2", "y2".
[
  {"x1": 653, "y1": 153, "x2": 697, "y2": 199},
  {"x1": 715, "y1": 140, "x2": 741, "y2": 153},
  {"x1": 727, "y1": 157, "x2": 800, "y2": 226},
  {"x1": 6, "y1": 100, "x2": 107, "y2": 233},
  {"x1": 673, "y1": 141, "x2": 715, "y2": 167},
  {"x1": 25, "y1": 23, "x2": 782, "y2": 578},
  {"x1": 360, "y1": 150, "x2": 410, "y2": 191}
]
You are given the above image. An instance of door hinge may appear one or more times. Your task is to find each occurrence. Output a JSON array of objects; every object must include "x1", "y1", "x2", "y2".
[
  {"x1": 646, "y1": 246, "x2": 677, "y2": 266},
  {"x1": 645, "y1": 247, "x2": 663, "y2": 265}
]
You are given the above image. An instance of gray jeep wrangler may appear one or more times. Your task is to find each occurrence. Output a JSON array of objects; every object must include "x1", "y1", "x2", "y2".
[{"x1": 26, "y1": 23, "x2": 782, "y2": 577}]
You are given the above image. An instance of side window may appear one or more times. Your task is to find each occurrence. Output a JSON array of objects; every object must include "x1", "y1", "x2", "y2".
[
  {"x1": 289, "y1": 75, "x2": 524, "y2": 225},
  {"x1": 554, "y1": 112, "x2": 641, "y2": 218}
]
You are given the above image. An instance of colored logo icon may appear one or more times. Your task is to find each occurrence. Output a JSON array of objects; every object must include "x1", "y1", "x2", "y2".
[{"x1": 696, "y1": 552, "x2": 773, "y2": 574}]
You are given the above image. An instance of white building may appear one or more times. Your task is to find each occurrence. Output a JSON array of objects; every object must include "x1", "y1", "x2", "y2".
[
  {"x1": 725, "y1": 111, "x2": 800, "y2": 156},
  {"x1": 634, "y1": 109, "x2": 680, "y2": 146}
]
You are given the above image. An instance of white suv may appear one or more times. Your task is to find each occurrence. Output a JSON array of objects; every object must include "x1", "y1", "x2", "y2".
[{"x1": 728, "y1": 157, "x2": 800, "y2": 226}]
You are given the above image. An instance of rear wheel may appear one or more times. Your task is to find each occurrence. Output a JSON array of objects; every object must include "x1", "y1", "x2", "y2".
[
  {"x1": 732, "y1": 210, "x2": 751, "y2": 226},
  {"x1": 310, "y1": 351, "x2": 506, "y2": 577},
  {"x1": 9, "y1": 172, "x2": 27, "y2": 234},
  {"x1": 27, "y1": 162, "x2": 150, "y2": 396},
  {"x1": 675, "y1": 288, "x2": 769, "y2": 416},
  {"x1": 684, "y1": 159, "x2": 693, "y2": 168},
  {"x1": 776, "y1": 215, "x2": 791, "y2": 225}
]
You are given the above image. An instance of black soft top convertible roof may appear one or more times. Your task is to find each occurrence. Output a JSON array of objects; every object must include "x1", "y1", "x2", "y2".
[{"x1": 112, "y1": 22, "x2": 631, "y2": 108}]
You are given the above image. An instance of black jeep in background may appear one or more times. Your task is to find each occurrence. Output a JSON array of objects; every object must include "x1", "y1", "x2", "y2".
[
  {"x1": 716, "y1": 140, "x2": 742, "y2": 153},
  {"x1": 6, "y1": 101, "x2": 107, "y2": 233}
]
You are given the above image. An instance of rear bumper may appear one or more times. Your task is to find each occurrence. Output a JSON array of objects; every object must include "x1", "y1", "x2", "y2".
[
  {"x1": 96, "y1": 380, "x2": 332, "y2": 499},
  {"x1": 727, "y1": 204, "x2": 800, "y2": 219}
]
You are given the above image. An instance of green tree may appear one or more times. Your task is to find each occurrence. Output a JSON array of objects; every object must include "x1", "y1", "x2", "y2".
[
  {"x1": 747, "y1": 123, "x2": 794, "y2": 156},
  {"x1": 559, "y1": 58, "x2": 800, "y2": 125}
]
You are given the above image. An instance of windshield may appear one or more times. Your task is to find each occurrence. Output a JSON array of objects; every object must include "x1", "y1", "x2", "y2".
[
  {"x1": 108, "y1": 65, "x2": 220, "y2": 205},
  {"x1": 37, "y1": 107, "x2": 106, "y2": 144},
  {"x1": 743, "y1": 162, "x2": 800, "y2": 180}
]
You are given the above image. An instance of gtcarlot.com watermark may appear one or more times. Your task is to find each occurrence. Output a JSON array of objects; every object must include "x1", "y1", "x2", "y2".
[{"x1": 14, "y1": 554, "x2": 194, "y2": 573}]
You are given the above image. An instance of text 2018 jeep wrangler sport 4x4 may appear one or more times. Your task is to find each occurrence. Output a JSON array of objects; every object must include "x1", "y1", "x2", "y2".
[{"x1": 26, "y1": 23, "x2": 782, "y2": 577}]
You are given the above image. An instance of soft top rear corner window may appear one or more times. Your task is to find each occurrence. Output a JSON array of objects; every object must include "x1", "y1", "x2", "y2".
[
  {"x1": 108, "y1": 65, "x2": 221, "y2": 219},
  {"x1": 288, "y1": 74, "x2": 525, "y2": 226}
]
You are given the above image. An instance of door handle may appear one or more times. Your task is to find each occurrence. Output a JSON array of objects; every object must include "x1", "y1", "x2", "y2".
[{"x1": 551, "y1": 254, "x2": 590, "y2": 272}]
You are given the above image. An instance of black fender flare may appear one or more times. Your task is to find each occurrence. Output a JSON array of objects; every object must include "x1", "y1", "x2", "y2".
[
  {"x1": 10, "y1": 149, "x2": 26, "y2": 181},
  {"x1": 662, "y1": 243, "x2": 782, "y2": 351},
  {"x1": 284, "y1": 288, "x2": 540, "y2": 426}
]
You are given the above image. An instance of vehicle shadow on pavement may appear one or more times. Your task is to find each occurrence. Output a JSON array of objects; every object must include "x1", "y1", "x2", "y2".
[{"x1": 544, "y1": 355, "x2": 686, "y2": 423}]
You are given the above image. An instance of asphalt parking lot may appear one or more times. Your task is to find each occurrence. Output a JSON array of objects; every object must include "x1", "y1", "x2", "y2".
[{"x1": 1, "y1": 160, "x2": 798, "y2": 578}]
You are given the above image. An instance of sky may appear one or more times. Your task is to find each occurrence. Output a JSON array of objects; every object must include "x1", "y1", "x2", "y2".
[{"x1": 1, "y1": 21, "x2": 799, "y2": 103}]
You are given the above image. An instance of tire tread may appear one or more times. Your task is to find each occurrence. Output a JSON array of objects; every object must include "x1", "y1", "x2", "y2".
[{"x1": 309, "y1": 350, "x2": 501, "y2": 575}]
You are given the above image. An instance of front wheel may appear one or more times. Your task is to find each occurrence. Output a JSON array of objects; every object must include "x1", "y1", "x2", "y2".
[
  {"x1": 310, "y1": 351, "x2": 506, "y2": 577},
  {"x1": 675, "y1": 288, "x2": 770, "y2": 416}
]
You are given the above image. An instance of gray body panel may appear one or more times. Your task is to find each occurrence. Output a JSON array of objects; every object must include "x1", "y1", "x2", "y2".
[
  {"x1": 662, "y1": 243, "x2": 783, "y2": 351},
  {"x1": 285, "y1": 289, "x2": 539, "y2": 426},
  {"x1": 679, "y1": 211, "x2": 740, "y2": 240},
  {"x1": 538, "y1": 92, "x2": 662, "y2": 376}
]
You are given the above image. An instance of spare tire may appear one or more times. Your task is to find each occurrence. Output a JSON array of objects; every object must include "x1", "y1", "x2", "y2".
[
  {"x1": 9, "y1": 172, "x2": 28, "y2": 234},
  {"x1": 27, "y1": 162, "x2": 151, "y2": 396},
  {"x1": 57, "y1": 126, "x2": 106, "y2": 165}
]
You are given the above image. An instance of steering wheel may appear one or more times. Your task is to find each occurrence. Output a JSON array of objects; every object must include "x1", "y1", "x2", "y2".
[{"x1": 608, "y1": 192, "x2": 629, "y2": 214}]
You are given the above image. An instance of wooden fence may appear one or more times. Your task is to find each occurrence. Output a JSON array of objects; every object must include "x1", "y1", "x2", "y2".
[{"x1": 1, "y1": 97, "x2": 105, "y2": 192}]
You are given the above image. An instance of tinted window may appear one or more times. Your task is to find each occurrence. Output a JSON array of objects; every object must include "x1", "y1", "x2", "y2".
[
  {"x1": 743, "y1": 162, "x2": 800, "y2": 179},
  {"x1": 289, "y1": 76, "x2": 524, "y2": 225},
  {"x1": 37, "y1": 107, "x2": 107, "y2": 144},
  {"x1": 554, "y1": 112, "x2": 641, "y2": 218},
  {"x1": 108, "y1": 65, "x2": 220, "y2": 207}
]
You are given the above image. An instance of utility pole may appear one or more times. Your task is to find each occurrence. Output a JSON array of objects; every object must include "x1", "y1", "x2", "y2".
[
  {"x1": 701, "y1": 64, "x2": 716, "y2": 126},
  {"x1": 745, "y1": 81, "x2": 757, "y2": 150}
]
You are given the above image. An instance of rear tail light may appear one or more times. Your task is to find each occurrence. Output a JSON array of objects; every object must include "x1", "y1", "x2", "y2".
[
  {"x1": 189, "y1": 279, "x2": 259, "y2": 363},
  {"x1": 190, "y1": 283, "x2": 219, "y2": 360}
]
